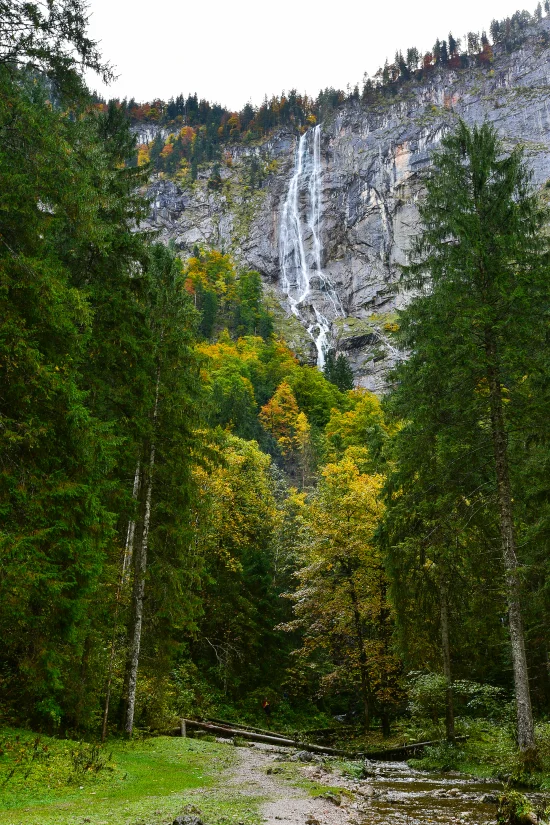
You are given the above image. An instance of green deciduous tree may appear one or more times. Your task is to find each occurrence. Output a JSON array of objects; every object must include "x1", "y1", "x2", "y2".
[{"x1": 190, "y1": 435, "x2": 282, "y2": 696}]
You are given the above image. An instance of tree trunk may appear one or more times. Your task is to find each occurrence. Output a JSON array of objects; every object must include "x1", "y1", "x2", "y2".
[
  {"x1": 381, "y1": 710, "x2": 391, "y2": 738},
  {"x1": 101, "y1": 461, "x2": 142, "y2": 743},
  {"x1": 378, "y1": 575, "x2": 392, "y2": 738},
  {"x1": 349, "y1": 583, "x2": 371, "y2": 731},
  {"x1": 439, "y1": 578, "x2": 455, "y2": 741},
  {"x1": 485, "y1": 334, "x2": 535, "y2": 753},
  {"x1": 122, "y1": 461, "x2": 141, "y2": 584},
  {"x1": 124, "y1": 373, "x2": 160, "y2": 737}
]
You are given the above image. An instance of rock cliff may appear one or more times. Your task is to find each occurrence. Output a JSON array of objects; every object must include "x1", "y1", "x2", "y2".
[{"x1": 139, "y1": 19, "x2": 550, "y2": 392}]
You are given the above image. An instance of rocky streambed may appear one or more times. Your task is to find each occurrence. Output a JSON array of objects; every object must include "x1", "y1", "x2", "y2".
[
  {"x1": 299, "y1": 757, "x2": 504, "y2": 825},
  {"x1": 225, "y1": 742, "x2": 516, "y2": 825}
]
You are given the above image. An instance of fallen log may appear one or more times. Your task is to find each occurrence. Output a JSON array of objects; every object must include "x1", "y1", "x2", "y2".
[
  {"x1": 205, "y1": 717, "x2": 282, "y2": 737},
  {"x1": 301, "y1": 726, "x2": 354, "y2": 737},
  {"x1": 206, "y1": 718, "x2": 352, "y2": 744},
  {"x1": 172, "y1": 719, "x2": 466, "y2": 762},
  {"x1": 365, "y1": 735, "x2": 468, "y2": 761},
  {"x1": 172, "y1": 718, "x2": 361, "y2": 757}
]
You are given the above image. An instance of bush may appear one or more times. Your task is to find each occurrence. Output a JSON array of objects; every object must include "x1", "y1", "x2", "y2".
[
  {"x1": 407, "y1": 672, "x2": 512, "y2": 725},
  {"x1": 412, "y1": 740, "x2": 465, "y2": 772},
  {"x1": 452, "y1": 680, "x2": 508, "y2": 720},
  {"x1": 407, "y1": 672, "x2": 447, "y2": 723},
  {"x1": 496, "y1": 791, "x2": 548, "y2": 825}
]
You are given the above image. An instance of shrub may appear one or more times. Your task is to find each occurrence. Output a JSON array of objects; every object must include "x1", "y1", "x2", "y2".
[{"x1": 407, "y1": 672, "x2": 447, "y2": 723}]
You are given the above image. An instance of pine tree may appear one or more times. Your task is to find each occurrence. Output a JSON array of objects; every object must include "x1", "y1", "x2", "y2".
[
  {"x1": 323, "y1": 350, "x2": 354, "y2": 392},
  {"x1": 389, "y1": 120, "x2": 550, "y2": 756},
  {"x1": 122, "y1": 244, "x2": 205, "y2": 737}
]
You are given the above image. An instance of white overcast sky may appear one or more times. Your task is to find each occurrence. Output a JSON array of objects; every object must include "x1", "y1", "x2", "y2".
[{"x1": 85, "y1": 0, "x2": 535, "y2": 110}]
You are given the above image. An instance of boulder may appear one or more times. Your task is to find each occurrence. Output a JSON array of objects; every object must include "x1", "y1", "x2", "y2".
[{"x1": 172, "y1": 816, "x2": 203, "y2": 825}]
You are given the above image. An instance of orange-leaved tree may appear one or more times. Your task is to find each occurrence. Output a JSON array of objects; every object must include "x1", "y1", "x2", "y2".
[{"x1": 259, "y1": 381, "x2": 303, "y2": 456}]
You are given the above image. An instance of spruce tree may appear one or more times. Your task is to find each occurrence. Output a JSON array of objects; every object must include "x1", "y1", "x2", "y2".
[
  {"x1": 389, "y1": 120, "x2": 550, "y2": 756},
  {"x1": 122, "y1": 244, "x2": 205, "y2": 737},
  {"x1": 1, "y1": 0, "x2": 113, "y2": 93},
  {"x1": 0, "y1": 67, "x2": 126, "y2": 726},
  {"x1": 323, "y1": 350, "x2": 354, "y2": 391},
  {"x1": 333, "y1": 354, "x2": 355, "y2": 392}
]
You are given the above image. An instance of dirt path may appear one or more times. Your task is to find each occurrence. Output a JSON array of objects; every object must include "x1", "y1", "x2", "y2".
[{"x1": 227, "y1": 744, "x2": 359, "y2": 825}]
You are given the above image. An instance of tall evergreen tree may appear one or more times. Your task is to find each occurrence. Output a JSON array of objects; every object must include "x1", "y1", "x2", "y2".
[
  {"x1": 122, "y1": 244, "x2": 205, "y2": 737},
  {"x1": 1, "y1": 0, "x2": 113, "y2": 94},
  {"x1": 387, "y1": 120, "x2": 550, "y2": 756},
  {"x1": 323, "y1": 350, "x2": 354, "y2": 392},
  {"x1": 0, "y1": 67, "x2": 130, "y2": 727}
]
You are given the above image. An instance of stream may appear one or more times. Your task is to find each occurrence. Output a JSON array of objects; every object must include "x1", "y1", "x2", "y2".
[
  {"x1": 350, "y1": 759, "x2": 503, "y2": 825},
  {"x1": 233, "y1": 743, "x2": 511, "y2": 825}
]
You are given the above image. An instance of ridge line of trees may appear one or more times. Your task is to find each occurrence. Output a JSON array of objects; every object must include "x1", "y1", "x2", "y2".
[{"x1": 103, "y1": 4, "x2": 549, "y2": 179}]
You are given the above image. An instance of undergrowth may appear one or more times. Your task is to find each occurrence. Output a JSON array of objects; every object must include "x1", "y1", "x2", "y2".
[{"x1": 408, "y1": 719, "x2": 550, "y2": 790}]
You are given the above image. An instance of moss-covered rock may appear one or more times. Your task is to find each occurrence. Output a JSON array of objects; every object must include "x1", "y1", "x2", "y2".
[{"x1": 497, "y1": 791, "x2": 548, "y2": 825}]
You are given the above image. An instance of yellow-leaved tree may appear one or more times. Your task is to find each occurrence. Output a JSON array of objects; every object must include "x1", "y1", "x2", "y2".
[
  {"x1": 259, "y1": 381, "x2": 312, "y2": 484},
  {"x1": 325, "y1": 388, "x2": 391, "y2": 468},
  {"x1": 281, "y1": 448, "x2": 402, "y2": 733},
  {"x1": 190, "y1": 434, "x2": 281, "y2": 693}
]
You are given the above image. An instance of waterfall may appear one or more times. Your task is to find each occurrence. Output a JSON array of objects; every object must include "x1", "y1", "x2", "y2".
[{"x1": 279, "y1": 125, "x2": 342, "y2": 369}]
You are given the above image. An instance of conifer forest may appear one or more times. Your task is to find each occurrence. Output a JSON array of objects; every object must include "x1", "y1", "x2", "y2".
[{"x1": 2, "y1": 3, "x2": 550, "y2": 824}]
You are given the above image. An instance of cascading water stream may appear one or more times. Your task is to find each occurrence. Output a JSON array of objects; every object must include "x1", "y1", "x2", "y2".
[{"x1": 279, "y1": 125, "x2": 343, "y2": 369}]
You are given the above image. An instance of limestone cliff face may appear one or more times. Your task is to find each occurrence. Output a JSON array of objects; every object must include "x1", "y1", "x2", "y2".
[{"x1": 139, "y1": 20, "x2": 550, "y2": 392}]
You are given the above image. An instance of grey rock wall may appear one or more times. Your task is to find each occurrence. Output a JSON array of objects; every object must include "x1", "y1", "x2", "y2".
[{"x1": 139, "y1": 21, "x2": 550, "y2": 392}]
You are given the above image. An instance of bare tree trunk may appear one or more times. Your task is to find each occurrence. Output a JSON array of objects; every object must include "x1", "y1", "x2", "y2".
[
  {"x1": 349, "y1": 584, "x2": 371, "y2": 731},
  {"x1": 122, "y1": 462, "x2": 141, "y2": 584},
  {"x1": 101, "y1": 461, "x2": 142, "y2": 743},
  {"x1": 485, "y1": 335, "x2": 535, "y2": 753},
  {"x1": 439, "y1": 578, "x2": 455, "y2": 742},
  {"x1": 124, "y1": 373, "x2": 160, "y2": 737}
]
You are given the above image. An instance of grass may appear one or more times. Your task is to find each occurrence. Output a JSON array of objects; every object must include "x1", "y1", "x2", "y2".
[
  {"x1": 0, "y1": 728, "x2": 262, "y2": 825},
  {"x1": 333, "y1": 760, "x2": 364, "y2": 780},
  {"x1": 264, "y1": 759, "x2": 352, "y2": 803}
]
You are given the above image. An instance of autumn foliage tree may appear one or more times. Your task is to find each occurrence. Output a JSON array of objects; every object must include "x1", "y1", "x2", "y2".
[
  {"x1": 281, "y1": 449, "x2": 402, "y2": 732},
  {"x1": 259, "y1": 381, "x2": 302, "y2": 456}
]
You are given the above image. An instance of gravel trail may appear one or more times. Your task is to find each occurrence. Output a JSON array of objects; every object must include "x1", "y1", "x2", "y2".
[{"x1": 227, "y1": 744, "x2": 358, "y2": 825}]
